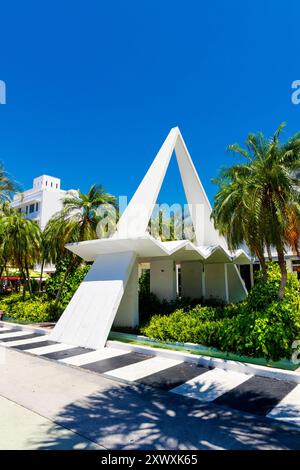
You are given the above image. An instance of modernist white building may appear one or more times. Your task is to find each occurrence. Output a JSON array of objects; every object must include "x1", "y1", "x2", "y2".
[
  {"x1": 50, "y1": 127, "x2": 251, "y2": 350},
  {"x1": 11, "y1": 175, "x2": 75, "y2": 230}
]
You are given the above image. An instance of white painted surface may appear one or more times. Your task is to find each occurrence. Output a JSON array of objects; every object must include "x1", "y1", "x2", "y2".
[
  {"x1": 181, "y1": 261, "x2": 203, "y2": 298},
  {"x1": 150, "y1": 259, "x2": 177, "y2": 301},
  {"x1": 267, "y1": 385, "x2": 300, "y2": 426},
  {"x1": 50, "y1": 251, "x2": 137, "y2": 349},
  {"x1": 113, "y1": 260, "x2": 139, "y2": 327},
  {"x1": 59, "y1": 347, "x2": 128, "y2": 366},
  {"x1": 0, "y1": 327, "x2": 13, "y2": 332},
  {"x1": 171, "y1": 369, "x2": 252, "y2": 402},
  {"x1": 227, "y1": 263, "x2": 248, "y2": 303},
  {"x1": 106, "y1": 356, "x2": 182, "y2": 381},
  {"x1": 4, "y1": 336, "x2": 49, "y2": 347},
  {"x1": 204, "y1": 263, "x2": 226, "y2": 301},
  {"x1": 0, "y1": 331, "x2": 31, "y2": 340},
  {"x1": 11, "y1": 175, "x2": 76, "y2": 231},
  {"x1": 26, "y1": 343, "x2": 75, "y2": 355}
]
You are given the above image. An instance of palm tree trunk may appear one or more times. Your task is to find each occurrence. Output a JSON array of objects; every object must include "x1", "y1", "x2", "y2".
[
  {"x1": 54, "y1": 257, "x2": 79, "y2": 309},
  {"x1": 39, "y1": 258, "x2": 45, "y2": 294},
  {"x1": 255, "y1": 249, "x2": 268, "y2": 283},
  {"x1": 25, "y1": 262, "x2": 32, "y2": 296},
  {"x1": 276, "y1": 245, "x2": 287, "y2": 300},
  {"x1": 266, "y1": 244, "x2": 273, "y2": 262}
]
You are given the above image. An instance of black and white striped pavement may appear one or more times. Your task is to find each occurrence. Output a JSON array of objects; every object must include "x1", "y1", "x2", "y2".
[{"x1": 1, "y1": 324, "x2": 300, "y2": 427}]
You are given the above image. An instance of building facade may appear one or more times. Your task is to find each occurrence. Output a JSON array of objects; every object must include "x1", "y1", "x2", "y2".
[{"x1": 11, "y1": 175, "x2": 74, "y2": 230}]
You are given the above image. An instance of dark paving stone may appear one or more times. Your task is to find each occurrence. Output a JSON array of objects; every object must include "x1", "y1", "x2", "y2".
[
  {"x1": 82, "y1": 352, "x2": 152, "y2": 374},
  {"x1": 0, "y1": 333, "x2": 43, "y2": 343},
  {"x1": 0, "y1": 329, "x2": 14, "y2": 334},
  {"x1": 13, "y1": 340, "x2": 56, "y2": 350},
  {"x1": 214, "y1": 375, "x2": 297, "y2": 416},
  {"x1": 137, "y1": 362, "x2": 210, "y2": 391},
  {"x1": 43, "y1": 347, "x2": 93, "y2": 360}
]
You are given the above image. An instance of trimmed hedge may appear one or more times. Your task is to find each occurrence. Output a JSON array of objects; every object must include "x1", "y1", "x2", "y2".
[
  {"x1": 0, "y1": 293, "x2": 61, "y2": 323},
  {"x1": 142, "y1": 263, "x2": 300, "y2": 360}
]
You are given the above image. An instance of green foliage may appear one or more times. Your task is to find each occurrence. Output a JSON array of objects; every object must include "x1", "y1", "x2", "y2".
[
  {"x1": 142, "y1": 263, "x2": 300, "y2": 360},
  {"x1": 0, "y1": 293, "x2": 61, "y2": 323},
  {"x1": 46, "y1": 260, "x2": 90, "y2": 308}
]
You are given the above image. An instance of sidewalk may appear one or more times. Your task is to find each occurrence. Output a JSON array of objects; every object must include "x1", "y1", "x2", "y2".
[
  {"x1": 0, "y1": 396, "x2": 101, "y2": 450},
  {"x1": 1, "y1": 346, "x2": 300, "y2": 450}
]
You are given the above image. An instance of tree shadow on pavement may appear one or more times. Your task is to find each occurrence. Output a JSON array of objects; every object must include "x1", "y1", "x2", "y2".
[{"x1": 31, "y1": 380, "x2": 300, "y2": 450}]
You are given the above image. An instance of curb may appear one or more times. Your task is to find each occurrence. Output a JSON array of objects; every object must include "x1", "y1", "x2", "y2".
[
  {"x1": 0, "y1": 320, "x2": 49, "y2": 336},
  {"x1": 107, "y1": 339, "x2": 300, "y2": 384}
]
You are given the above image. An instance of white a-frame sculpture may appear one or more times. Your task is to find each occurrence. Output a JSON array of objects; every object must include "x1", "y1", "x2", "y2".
[{"x1": 50, "y1": 127, "x2": 250, "y2": 350}]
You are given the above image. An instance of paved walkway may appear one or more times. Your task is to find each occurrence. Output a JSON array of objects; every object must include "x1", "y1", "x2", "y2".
[
  {"x1": 0, "y1": 396, "x2": 101, "y2": 450},
  {"x1": 1, "y1": 325, "x2": 300, "y2": 427},
  {"x1": 1, "y1": 345, "x2": 300, "y2": 449}
]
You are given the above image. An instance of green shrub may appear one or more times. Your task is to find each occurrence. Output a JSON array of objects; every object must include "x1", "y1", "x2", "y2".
[
  {"x1": 0, "y1": 293, "x2": 61, "y2": 323},
  {"x1": 142, "y1": 263, "x2": 300, "y2": 360},
  {"x1": 46, "y1": 260, "x2": 90, "y2": 308}
]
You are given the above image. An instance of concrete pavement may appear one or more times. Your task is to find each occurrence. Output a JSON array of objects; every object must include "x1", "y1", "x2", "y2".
[{"x1": 0, "y1": 346, "x2": 300, "y2": 450}]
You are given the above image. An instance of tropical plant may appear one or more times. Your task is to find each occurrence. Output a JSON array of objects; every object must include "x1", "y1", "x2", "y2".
[
  {"x1": 0, "y1": 163, "x2": 19, "y2": 201},
  {"x1": 0, "y1": 204, "x2": 42, "y2": 298},
  {"x1": 212, "y1": 123, "x2": 300, "y2": 298}
]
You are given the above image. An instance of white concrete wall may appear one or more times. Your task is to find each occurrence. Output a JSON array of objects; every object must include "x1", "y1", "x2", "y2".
[
  {"x1": 181, "y1": 261, "x2": 203, "y2": 299},
  {"x1": 204, "y1": 263, "x2": 226, "y2": 302},
  {"x1": 50, "y1": 251, "x2": 137, "y2": 349},
  {"x1": 40, "y1": 190, "x2": 66, "y2": 230},
  {"x1": 150, "y1": 259, "x2": 177, "y2": 301},
  {"x1": 113, "y1": 260, "x2": 139, "y2": 327},
  {"x1": 227, "y1": 264, "x2": 248, "y2": 303}
]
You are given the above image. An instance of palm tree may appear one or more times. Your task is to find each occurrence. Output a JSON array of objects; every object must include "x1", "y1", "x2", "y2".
[
  {"x1": 212, "y1": 123, "x2": 300, "y2": 298},
  {"x1": 45, "y1": 184, "x2": 117, "y2": 306},
  {"x1": 0, "y1": 205, "x2": 41, "y2": 298},
  {"x1": 0, "y1": 163, "x2": 19, "y2": 201}
]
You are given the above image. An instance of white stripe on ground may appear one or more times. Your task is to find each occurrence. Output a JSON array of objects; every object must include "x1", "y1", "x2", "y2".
[
  {"x1": 4, "y1": 336, "x2": 49, "y2": 347},
  {"x1": 106, "y1": 356, "x2": 182, "y2": 382},
  {"x1": 0, "y1": 331, "x2": 32, "y2": 340},
  {"x1": 59, "y1": 347, "x2": 128, "y2": 366},
  {"x1": 0, "y1": 327, "x2": 13, "y2": 332},
  {"x1": 170, "y1": 368, "x2": 252, "y2": 402},
  {"x1": 25, "y1": 343, "x2": 75, "y2": 355},
  {"x1": 267, "y1": 384, "x2": 300, "y2": 427}
]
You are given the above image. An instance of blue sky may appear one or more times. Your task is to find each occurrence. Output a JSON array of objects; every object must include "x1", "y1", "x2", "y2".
[{"x1": 0, "y1": 0, "x2": 299, "y2": 205}]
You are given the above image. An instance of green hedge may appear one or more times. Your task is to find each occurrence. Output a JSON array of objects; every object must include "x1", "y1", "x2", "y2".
[
  {"x1": 142, "y1": 263, "x2": 300, "y2": 360},
  {"x1": 0, "y1": 293, "x2": 61, "y2": 323}
]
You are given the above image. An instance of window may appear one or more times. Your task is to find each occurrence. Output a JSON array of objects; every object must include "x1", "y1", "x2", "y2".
[
  {"x1": 25, "y1": 206, "x2": 28, "y2": 214},
  {"x1": 36, "y1": 202, "x2": 39, "y2": 211},
  {"x1": 51, "y1": 182, "x2": 53, "y2": 187},
  {"x1": 29, "y1": 204, "x2": 35, "y2": 214},
  {"x1": 56, "y1": 183, "x2": 58, "y2": 189}
]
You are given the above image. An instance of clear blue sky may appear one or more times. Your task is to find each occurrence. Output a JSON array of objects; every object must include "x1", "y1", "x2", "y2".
[{"x1": 0, "y1": 0, "x2": 299, "y2": 205}]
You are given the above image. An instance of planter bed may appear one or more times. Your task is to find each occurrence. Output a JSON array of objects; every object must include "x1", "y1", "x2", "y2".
[{"x1": 109, "y1": 330, "x2": 298, "y2": 371}]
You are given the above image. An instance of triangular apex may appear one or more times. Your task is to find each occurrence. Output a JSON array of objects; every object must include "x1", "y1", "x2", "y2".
[{"x1": 114, "y1": 127, "x2": 227, "y2": 248}]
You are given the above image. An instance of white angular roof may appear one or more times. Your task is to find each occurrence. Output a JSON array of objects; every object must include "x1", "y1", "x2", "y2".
[{"x1": 66, "y1": 127, "x2": 251, "y2": 264}]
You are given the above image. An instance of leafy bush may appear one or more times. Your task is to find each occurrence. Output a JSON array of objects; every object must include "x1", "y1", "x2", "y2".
[
  {"x1": 0, "y1": 293, "x2": 60, "y2": 323},
  {"x1": 142, "y1": 263, "x2": 300, "y2": 360},
  {"x1": 46, "y1": 260, "x2": 90, "y2": 308}
]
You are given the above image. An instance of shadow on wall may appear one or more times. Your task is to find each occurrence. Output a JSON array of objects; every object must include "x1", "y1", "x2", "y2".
[{"x1": 30, "y1": 381, "x2": 300, "y2": 450}]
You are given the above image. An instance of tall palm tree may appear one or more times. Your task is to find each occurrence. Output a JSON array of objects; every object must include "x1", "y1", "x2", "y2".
[
  {"x1": 0, "y1": 163, "x2": 19, "y2": 201},
  {"x1": 45, "y1": 184, "x2": 117, "y2": 306},
  {"x1": 0, "y1": 205, "x2": 41, "y2": 298},
  {"x1": 212, "y1": 123, "x2": 300, "y2": 298}
]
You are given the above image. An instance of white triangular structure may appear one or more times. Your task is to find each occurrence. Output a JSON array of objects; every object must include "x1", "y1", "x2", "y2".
[
  {"x1": 115, "y1": 127, "x2": 226, "y2": 247},
  {"x1": 50, "y1": 127, "x2": 250, "y2": 350}
]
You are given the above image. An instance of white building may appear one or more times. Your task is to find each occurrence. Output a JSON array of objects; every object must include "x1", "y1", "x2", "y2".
[{"x1": 11, "y1": 175, "x2": 74, "y2": 230}]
